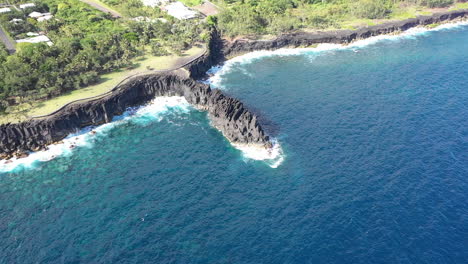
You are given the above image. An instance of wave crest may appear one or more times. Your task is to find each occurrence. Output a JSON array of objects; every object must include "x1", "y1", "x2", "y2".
[{"x1": 207, "y1": 20, "x2": 468, "y2": 89}]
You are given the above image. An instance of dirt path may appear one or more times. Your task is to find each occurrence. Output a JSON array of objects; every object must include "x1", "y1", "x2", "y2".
[
  {"x1": 80, "y1": 0, "x2": 122, "y2": 18},
  {"x1": 0, "y1": 26, "x2": 15, "y2": 53}
]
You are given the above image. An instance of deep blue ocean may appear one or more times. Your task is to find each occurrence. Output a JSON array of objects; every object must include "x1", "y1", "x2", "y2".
[{"x1": 1, "y1": 24, "x2": 468, "y2": 263}]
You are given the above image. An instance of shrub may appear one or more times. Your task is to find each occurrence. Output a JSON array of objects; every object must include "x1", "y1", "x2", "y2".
[
  {"x1": 352, "y1": 0, "x2": 390, "y2": 19},
  {"x1": 419, "y1": 0, "x2": 454, "y2": 8}
]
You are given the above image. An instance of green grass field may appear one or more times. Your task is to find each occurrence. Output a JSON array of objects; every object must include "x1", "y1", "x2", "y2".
[
  {"x1": 451, "y1": 2, "x2": 468, "y2": 10},
  {"x1": 179, "y1": 0, "x2": 204, "y2": 7},
  {"x1": 0, "y1": 45, "x2": 205, "y2": 124},
  {"x1": 338, "y1": 5, "x2": 436, "y2": 29}
]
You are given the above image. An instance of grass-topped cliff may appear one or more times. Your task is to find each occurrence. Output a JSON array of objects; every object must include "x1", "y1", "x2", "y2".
[{"x1": 211, "y1": 0, "x2": 468, "y2": 37}]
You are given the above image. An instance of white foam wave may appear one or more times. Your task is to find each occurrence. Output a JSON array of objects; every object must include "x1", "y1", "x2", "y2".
[
  {"x1": 0, "y1": 96, "x2": 286, "y2": 172},
  {"x1": 233, "y1": 139, "x2": 285, "y2": 168},
  {"x1": 207, "y1": 20, "x2": 468, "y2": 89},
  {"x1": 0, "y1": 97, "x2": 191, "y2": 173}
]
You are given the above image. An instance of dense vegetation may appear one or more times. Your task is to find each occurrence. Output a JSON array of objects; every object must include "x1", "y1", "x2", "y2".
[
  {"x1": 212, "y1": 0, "x2": 466, "y2": 37},
  {"x1": 0, "y1": 0, "x2": 208, "y2": 113}
]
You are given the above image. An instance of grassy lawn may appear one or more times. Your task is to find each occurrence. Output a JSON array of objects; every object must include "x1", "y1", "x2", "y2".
[
  {"x1": 337, "y1": 5, "x2": 439, "y2": 29},
  {"x1": 179, "y1": 0, "x2": 204, "y2": 7},
  {"x1": 0, "y1": 45, "x2": 205, "y2": 124},
  {"x1": 451, "y1": 2, "x2": 468, "y2": 10}
]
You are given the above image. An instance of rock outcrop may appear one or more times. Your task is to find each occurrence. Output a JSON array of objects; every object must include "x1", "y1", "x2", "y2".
[{"x1": 0, "y1": 74, "x2": 270, "y2": 159}]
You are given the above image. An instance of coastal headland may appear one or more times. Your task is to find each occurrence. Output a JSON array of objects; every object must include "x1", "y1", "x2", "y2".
[{"x1": 1, "y1": 9, "x2": 467, "y2": 160}]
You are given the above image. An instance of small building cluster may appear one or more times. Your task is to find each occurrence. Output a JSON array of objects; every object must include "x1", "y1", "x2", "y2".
[
  {"x1": 0, "y1": 2, "x2": 54, "y2": 46},
  {"x1": 0, "y1": 2, "x2": 38, "y2": 13},
  {"x1": 1, "y1": 2, "x2": 55, "y2": 22}
]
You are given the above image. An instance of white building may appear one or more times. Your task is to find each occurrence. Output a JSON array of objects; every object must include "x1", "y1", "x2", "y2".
[
  {"x1": 19, "y1": 3, "x2": 36, "y2": 9},
  {"x1": 16, "y1": 35, "x2": 53, "y2": 46},
  {"x1": 10, "y1": 18, "x2": 24, "y2": 23},
  {"x1": 141, "y1": 0, "x2": 170, "y2": 8},
  {"x1": 164, "y1": 2, "x2": 197, "y2": 20},
  {"x1": 0, "y1": 7, "x2": 11, "y2": 13},
  {"x1": 29, "y1": 12, "x2": 54, "y2": 22},
  {"x1": 132, "y1": 16, "x2": 168, "y2": 23},
  {"x1": 37, "y1": 14, "x2": 53, "y2": 22},
  {"x1": 29, "y1": 11, "x2": 43, "y2": 18}
]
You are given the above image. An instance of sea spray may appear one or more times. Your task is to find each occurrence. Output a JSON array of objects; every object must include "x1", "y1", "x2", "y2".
[{"x1": 233, "y1": 139, "x2": 285, "y2": 168}]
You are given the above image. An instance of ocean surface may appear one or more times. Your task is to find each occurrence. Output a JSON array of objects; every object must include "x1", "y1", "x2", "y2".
[{"x1": 1, "y1": 23, "x2": 468, "y2": 263}]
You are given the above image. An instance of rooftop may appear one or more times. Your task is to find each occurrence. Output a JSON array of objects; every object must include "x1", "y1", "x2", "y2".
[
  {"x1": 19, "y1": 3, "x2": 35, "y2": 9},
  {"x1": 163, "y1": 2, "x2": 197, "y2": 20},
  {"x1": 37, "y1": 14, "x2": 53, "y2": 22},
  {"x1": 16, "y1": 35, "x2": 53, "y2": 46},
  {"x1": 29, "y1": 11, "x2": 43, "y2": 18}
]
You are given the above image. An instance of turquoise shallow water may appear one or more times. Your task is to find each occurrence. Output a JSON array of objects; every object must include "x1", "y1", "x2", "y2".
[{"x1": 1, "y1": 24, "x2": 468, "y2": 263}]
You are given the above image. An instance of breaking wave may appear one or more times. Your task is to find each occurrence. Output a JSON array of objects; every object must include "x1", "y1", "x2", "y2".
[
  {"x1": 0, "y1": 97, "x2": 191, "y2": 173},
  {"x1": 234, "y1": 139, "x2": 285, "y2": 169},
  {"x1": 207, "y1": 20, "x2": 468, "y2": 89},
  {"x1": 0, "y1": 96, "x2": 284, "y2": 172}
]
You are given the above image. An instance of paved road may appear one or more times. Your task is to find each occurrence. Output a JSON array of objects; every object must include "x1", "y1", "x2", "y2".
[
  {"x1": 80, "y1": 0, "x2": 122, "y2": 18},
  {"x1": 0, "y1": 26, "x2": 15, "y2": 53}
]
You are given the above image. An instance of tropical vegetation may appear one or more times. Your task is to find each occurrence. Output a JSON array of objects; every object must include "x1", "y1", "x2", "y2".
[
  {"x1": 0, "y1": 0, "x2": 208, "y2": 114},
  {"x1": 212, "y1": 0, "x2": 467, "y2": 37}
]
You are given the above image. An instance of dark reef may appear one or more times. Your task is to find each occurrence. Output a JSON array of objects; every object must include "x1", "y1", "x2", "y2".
[{"x1": 1, "y1": 9, "x2": 467, "y2": 159}]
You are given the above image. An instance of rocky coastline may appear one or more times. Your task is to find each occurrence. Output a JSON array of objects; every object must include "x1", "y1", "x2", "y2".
[
  {"x1": 222, "y1": 9, "x2": 468, "y2": 57},
  {"x1": 1, "y1": 9, "x2": 467, "y2": 159},
  {"x1": 0, "y1": 73, "x2": 270, "y2": 159}
]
